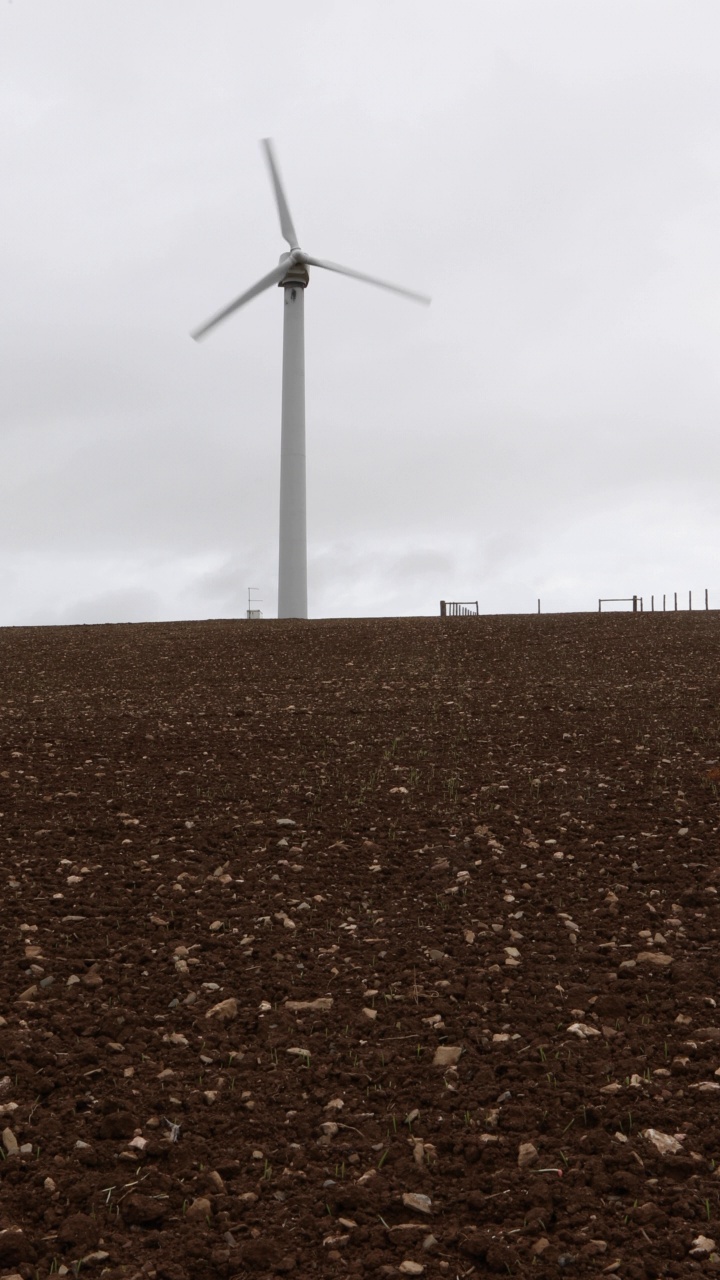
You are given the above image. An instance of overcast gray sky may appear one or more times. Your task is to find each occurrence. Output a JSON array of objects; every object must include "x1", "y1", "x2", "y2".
[{"x1": 2, "y1": 0, "x2": 719, "y2": 622}]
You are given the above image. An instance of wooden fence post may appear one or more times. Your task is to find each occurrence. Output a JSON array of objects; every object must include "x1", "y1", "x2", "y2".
[
  {"x1": 633, "y1": 595, "x2": 637, "y2": 612},
  {"x1": 706, "y1": 588, "x2": 709, "y2": 611},
  {"x1": 440, "y1": 600, "x2": 446, "y2": 618}
]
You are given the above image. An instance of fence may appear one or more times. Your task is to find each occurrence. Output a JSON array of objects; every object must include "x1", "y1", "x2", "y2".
[
  {"x1": 440, "y1": 600, "x2": 479, "y2": 617},
  {"x1": 650, "y1": 590, "x2": 709, "y2": 611},
  {"x1": 599, "y1": 590, "x2": 710, "y2": 613},
  {"x1": 598, "y1": 596, "x2": 643, "y2": 612}
]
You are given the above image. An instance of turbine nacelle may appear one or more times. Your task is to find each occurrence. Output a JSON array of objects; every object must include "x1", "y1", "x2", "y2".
[{"x1": 278, "y1": 250, "x2": 309, "y2": 289}]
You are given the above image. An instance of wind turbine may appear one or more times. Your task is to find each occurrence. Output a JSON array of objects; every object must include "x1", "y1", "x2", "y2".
[{"x1": 192, "y1": 139, "x2": 430, "y2": 620}]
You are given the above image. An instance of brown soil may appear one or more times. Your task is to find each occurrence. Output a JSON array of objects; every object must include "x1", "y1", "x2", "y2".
[{"x1": 1, "y1": 613, "x2": 719, "y2": 1280}]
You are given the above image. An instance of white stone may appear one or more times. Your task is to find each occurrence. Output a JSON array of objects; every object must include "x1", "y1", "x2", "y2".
[
  {"x1": 690, "y1": 1236, "x2": 716, "y2": 1257},
  {"x1": 205, "y1": 997, "x2": 238, "y2": 1023},
  {"x1": 518, "y1": 1141, "x2": 538, "y2": 1168},
  {"x1": 2, "y1": 1128, "x2": 18, "y2": 1155},
  {"x1": 567, "y1": 1022, "x2": 601, "y2": 1039},
  {"x1": 285, "y1": 997, "x2": 333, "y2": 1012},
  {"x1": 432, "y1": 1045, "x2": 462, "y2": 1067},
  {"x1": 643, "y1": 1128, "x2": 683, "y2": 1155},
  {"x1": 402, "y1": 1193, "x2": 432, "y2": 1215}
]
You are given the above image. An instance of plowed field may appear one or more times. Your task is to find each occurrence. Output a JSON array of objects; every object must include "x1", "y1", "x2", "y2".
[{"x1": 1, "y1": 613, "x2": 720, "y2": 1279}]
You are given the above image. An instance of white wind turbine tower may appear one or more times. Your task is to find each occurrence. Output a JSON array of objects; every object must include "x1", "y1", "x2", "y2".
[{"x1": 192, "y1": 139, "x2": 430, "y2": 620}]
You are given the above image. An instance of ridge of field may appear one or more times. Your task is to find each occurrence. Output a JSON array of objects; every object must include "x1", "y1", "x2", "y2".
[{"x1": 0, "y1": 614, "x2": 719, "y2": 1279}]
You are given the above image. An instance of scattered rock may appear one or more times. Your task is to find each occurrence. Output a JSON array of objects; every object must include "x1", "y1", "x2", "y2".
[
  {"x1": 518, "y1": 1141, "x2": 538, "y2": 1168},
  {"x1": 402, "y1": 1193, "x2": 432, "y2": 1215},
  {"x1": 2, "y1": 1127, "x2": 19, "y2": 1155},
  {"x1": 186, "y1": 1196, "x2": 213, "y2": 1221},
  {"x1": 567, "y1": 1022, "x2": 601, "y2": 1038},
  {"x1": 643, "y1": 1128, "x2": 683, "y2": 1155},
  {"x1": 164, "y1": 1032, "x2": 189, "y2": 1047},
  {"x1": 285, "y1": 997, "x2": 333, "y2": 1012},
  {"x1": 205, "y1": 997, "x2": 238, "y2": 1023},
  {"x1": 636, "y1": 952, "x2": 673, "y2": 968},
  {"x1": 432, "y1": 1045, "x2": 462, "y2": 1067},
  {"x1": 690, "y1": 1236, "x2": 716, "y2": 1257}
]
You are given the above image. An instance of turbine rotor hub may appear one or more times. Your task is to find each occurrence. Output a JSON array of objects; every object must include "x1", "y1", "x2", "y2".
[{"x1": 278, "y1": 250, "x2": 309, "y2": 289}]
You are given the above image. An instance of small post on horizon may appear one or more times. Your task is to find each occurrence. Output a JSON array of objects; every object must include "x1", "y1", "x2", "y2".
[
  {"x1": 633, "y1": 595, "x2": 638, "y2": 613},
  {"x1": 537, "y1": 598, "x2": 541, "y2": 615},
  {"x1": 440, "y1": 600, "x2": 447, "y2": 618},
  {"x1": 674, "y1": 592, "x2": 678, "y2": 611},
  {"x1": 663, "y1": 594, "x2": 666, "y2": 611},
  {"x1": 689, "y1": 590, "x2": 692, "y2": 611},
  {"x1": 651, "y1": 595, "x2": 654, "y2": 611},
  {"x1": 706, "y1": 588, "x2": 709, "y2": 610}
]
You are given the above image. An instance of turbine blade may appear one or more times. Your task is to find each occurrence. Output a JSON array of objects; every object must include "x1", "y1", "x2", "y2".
[
  {"x1": 262, "y1": 138, "x2": 299, "y2": 249},
  {"x1": 301, "y1": 254, "x2": 430, "y2": 304},
  {"x1": 191, "y1": 262, "x2": 288, "y2": 341}
]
